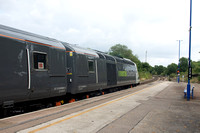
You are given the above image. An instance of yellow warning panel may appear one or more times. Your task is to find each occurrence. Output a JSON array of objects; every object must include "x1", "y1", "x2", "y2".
[
  {"x1": 67, "y1": 73, "x2": 72, "y2": 75},
  {"x1": 70, "y1": 52, "x2": 73, "y2": 56}
]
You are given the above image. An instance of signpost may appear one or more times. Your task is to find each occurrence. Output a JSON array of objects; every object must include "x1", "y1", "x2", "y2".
[
  {"x1": 182, "y1": 75, "x2": 184, "y2": 82},
  {"x1": 187, "y1": 0, "x2": 192, "y2": 101},
  {"x1": 188, "y1": 66, "x2": 192, "y2": 79}
]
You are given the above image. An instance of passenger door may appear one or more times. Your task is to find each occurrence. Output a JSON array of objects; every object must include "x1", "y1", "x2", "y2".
[
  {"x1": 48, "y1": 48, "x2": 67, "y2": 97},
  {"x1": 27, "y1": 42, "x2": 50, "y2": 99},
  {"x1": 107, "y1": 63, "x2": 117, "y2": 86}
]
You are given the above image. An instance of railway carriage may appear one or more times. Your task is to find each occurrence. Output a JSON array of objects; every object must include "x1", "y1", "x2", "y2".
[
  {"x1": 62, "y1": 43, "x2": 138, "y2": 94},
  {"x1": 0, "y1": 25, "x2": 67, "y2": 108},
  {"x1": 0, "y1": 24, "x2": 139, "y2": 113}
]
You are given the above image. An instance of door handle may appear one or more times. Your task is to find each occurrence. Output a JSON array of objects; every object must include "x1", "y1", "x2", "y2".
[{"x1": 26, "y1": 49, "x2": 31, "y2": 89}]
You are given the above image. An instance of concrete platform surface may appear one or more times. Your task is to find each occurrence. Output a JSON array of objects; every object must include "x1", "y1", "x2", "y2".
[{"x1": 17, "y1": 81, "x2": 200, "y2": 133}]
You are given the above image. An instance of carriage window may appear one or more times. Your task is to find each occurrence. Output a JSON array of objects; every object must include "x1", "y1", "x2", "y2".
[
  {"x1": 33, "y1": 52, "x2": 47, "y2": 70},
  {"x1": 88, "y1": 60, "x2": 94, "y2": 72}
]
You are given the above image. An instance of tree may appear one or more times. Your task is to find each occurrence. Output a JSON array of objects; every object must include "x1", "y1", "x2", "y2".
[
  {"x1": 166, "y1": 63, "x2": 178, "y2": 75},
  {"x1": 109, "y1": 44, "x2": 141, "y2": 70},
  {"x1": 179, "y1": 57, "x2": 188, "y2": 72},
  {"x1": 192, "y1": 61, "x2": 200, "y2": 73},
  {"x1": 109, "y1": 44, "x2": 132, "y2": 58},
  {"x1": 154, "y1": 65, "x2": 166, "y2": 75},
  {"x1": 141, "y1": 62, "x2": 152, "y2": 72}
]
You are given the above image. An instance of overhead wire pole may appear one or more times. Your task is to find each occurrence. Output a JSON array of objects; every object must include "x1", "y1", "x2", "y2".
[
  {"x1": 177, "y1": 40, "x2": 182, "y2": 83},
  {"x1": 187, "y1": 0, "x2": 192, "y2": 101},
  {"x1": 145, "y1": 50, "x2": 147, "y2": 63}
]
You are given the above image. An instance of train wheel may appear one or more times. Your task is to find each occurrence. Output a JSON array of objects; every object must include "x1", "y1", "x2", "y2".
[
  {"x1": 1, "y1": 108, "x2": 9, "y2": 118},
  {"x1": 46, "y1": 103, "x2": 53, "y2": 108}
]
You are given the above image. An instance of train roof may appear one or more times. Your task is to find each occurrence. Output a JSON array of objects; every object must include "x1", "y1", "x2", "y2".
[
  {"x1": 0, "y1": 24, "x2": 65, "y2": 50},
  {"x1": 61, "y1": 42, "x2": 99, "y2": 58},
  {"x1": 94, "y1": 50, "x2": 135, "y2": 65},
  {"x1": 0, "y1": 24, "x2": 136, "y2": 65}
]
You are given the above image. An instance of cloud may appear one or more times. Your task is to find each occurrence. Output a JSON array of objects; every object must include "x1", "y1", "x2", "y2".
[{"x1": 0, "y1": 0, "x2": 199, "y2": 67}]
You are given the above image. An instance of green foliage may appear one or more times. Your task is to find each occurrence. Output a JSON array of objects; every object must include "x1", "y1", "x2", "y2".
[
  {"x1": 154, "y1": 65, "x2": 166, "y2": 75},
  {"x1": 108, "y1": 44, "x2": 199, "y2": 82},
  {"x1": 141, "y1": 62, "x2": 152, "y2": 72},
  {"x1": 109, "y1": 44, "x2": 141, "y2": 70},
  {"x1": 192, "y1": 61, "x2": 200, "y2": 73},
  {"x1": 139, "y1": 71, "x2": 152, "y2": 80},
  {"x1": 169, "y1": 73, "x2": 176, "y2": 78},
  {"x1": 179, "y1": 57, "x2": 188, "y2": 72},
  {"x1": 108, "y1": 44, "x2": 154, "y2": 80},
  {"x1": 168, "y1": 73, "x2": 176, "y2": 81},
  {"x1": 166, "y1": 63, "x2": 178, "y2": 75},
  {"x1": 109, "y1": 44, "x2": 132, "y2": 58}
]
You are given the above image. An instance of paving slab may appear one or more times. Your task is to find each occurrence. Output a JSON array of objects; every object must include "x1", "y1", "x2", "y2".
[
  {"x1": 18, "y1": 82, "x2": 170, "y2": 133},
  {"x1": 17, "y1": 81, "x2": 200, "y2": 133},
  {"x1": 98, "y1": 82, "x2": 200, "y2": 133}
]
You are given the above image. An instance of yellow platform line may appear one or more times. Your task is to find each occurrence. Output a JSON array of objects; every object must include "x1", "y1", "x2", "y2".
[{"x1": 29, "y1": 83, "x2": 161, "y2": 133}]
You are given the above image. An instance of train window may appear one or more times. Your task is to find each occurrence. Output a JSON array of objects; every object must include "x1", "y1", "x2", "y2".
[
  {"x1": 88, "y1": 60, "x2": 94, "y2": 72},
  {"x1": 33, "y1": 52, "x2": 47, "y2": 70}
]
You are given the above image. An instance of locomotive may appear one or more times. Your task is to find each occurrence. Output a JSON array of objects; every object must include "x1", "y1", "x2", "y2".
[{"x1": 0, "y1": 24, "x2": 140, "y2": 114}]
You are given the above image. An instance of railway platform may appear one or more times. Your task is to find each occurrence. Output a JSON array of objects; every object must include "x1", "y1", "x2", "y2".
[{"x1": 1, "y1": 81, "x2": 200, "y2": 133}]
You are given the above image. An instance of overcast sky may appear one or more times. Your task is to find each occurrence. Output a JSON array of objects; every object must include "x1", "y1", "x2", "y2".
[{"x1": 0, "y1": 0, "x2": 199, "y2": 66}]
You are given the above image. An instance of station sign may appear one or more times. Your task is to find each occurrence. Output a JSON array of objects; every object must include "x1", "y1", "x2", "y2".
[{"x1": 188, "y1": 67, "x2": 192, "y2": 79}]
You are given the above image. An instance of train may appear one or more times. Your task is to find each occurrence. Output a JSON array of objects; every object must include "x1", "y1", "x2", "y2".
[{"x1": 0, "y1": 24, "x2": 140, "y2": 115}]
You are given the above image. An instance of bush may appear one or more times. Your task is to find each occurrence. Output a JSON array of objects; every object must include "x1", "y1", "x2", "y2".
[
  {"x1": 139, "y1": 71, "x2": 152, "y2": 81},
  {"x1": 169, "y1": 73, "x2": 176, "y2": 78}
]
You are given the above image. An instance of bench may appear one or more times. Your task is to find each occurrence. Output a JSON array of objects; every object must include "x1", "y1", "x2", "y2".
[{"x1": 184, "y1": 86, "x2": 195, "y2": 99}]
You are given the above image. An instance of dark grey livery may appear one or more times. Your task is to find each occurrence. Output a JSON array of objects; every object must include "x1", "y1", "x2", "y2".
[{"x1": 0, "y1": 24, "x2": 140, "y2": 109}]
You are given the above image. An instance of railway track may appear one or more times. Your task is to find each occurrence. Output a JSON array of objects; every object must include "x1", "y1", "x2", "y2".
[{"x1": 0, "y1": 77, "x2": 159, "y2": 133}]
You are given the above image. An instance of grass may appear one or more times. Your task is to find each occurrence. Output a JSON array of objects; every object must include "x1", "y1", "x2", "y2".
[{"x1": 139, "y1": 71, "x2": 152, "y2": 81}]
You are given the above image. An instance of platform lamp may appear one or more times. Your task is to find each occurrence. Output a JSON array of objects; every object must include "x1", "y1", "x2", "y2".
[
  {"x1": 177, "y1": 40, "x2": 182, "y2": 83},
  {"x1": 187, "y1": 0, "x2": 192, "y2": 101}
]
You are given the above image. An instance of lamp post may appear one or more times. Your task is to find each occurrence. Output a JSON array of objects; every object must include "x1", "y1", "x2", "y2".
[
  {"x1": 145, "y1": 50, "x2": 147, "y2": 63},
  {"x1": 187, "y1": 0, "x2": 192, "y2": 101},
  {"x1": 177, "y1": 40, "x2": 182, "y2": 83}
]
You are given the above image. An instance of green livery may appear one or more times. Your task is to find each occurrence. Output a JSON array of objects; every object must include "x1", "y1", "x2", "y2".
[{"x1": 118, "y1": 71, "x2": 127, "y2": 77}]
